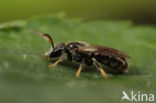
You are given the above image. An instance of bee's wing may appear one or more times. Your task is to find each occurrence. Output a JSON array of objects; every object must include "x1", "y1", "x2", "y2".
[{"x1": 77, "y1": 45, "x2": 130, "y2": 58}]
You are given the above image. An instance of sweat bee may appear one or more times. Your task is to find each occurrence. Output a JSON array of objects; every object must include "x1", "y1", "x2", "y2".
[{"x1": 32, "y1": 31, "x2": 130, "y2": 79}]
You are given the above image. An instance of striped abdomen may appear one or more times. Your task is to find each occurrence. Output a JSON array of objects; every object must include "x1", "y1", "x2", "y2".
[{"x1": 94, "y1": 54, "x2": 128, "y2": 74}]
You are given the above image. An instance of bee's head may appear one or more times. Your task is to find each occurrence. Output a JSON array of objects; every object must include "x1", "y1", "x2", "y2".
[
  {"x1": 31, "y1": 30, "x2": 66, "y2": 59},
  {"x1": 45, "y1": 43, "x2": 66, "y2": 59}
]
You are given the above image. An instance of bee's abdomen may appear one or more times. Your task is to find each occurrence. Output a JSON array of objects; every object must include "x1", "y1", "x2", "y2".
[{"x1": 94, "y1": 54, "x2": 128, "y2": 74}]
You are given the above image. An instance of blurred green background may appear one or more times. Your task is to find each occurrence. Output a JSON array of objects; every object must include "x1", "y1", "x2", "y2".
[
  {"x1": 0, "y1": 0, "x2": 156, "y2": 103},
  {"x1": 0, "y1": 0, "x2": 156, "y2": 24}
]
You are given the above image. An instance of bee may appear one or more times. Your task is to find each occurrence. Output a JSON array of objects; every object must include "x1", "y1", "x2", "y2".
[{"x1": 32, "y1": 31, "x2": 130, "y2": 79}]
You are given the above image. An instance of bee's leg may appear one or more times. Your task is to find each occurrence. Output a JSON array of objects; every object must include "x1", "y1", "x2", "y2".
[
  {"x1": 48, "y1": 54, "x2": 66, "y2": 68},
  {"x1": 75, "y1": 62, "x2": 84, "y2": 79},
  {"x1": 92, "y1": 58, "x2": 109, "y2": 79}
]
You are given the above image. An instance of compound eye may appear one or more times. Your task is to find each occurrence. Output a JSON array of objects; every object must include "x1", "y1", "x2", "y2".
[
  {"x1": 53, "y1": 48, "x2": 62, "y2": 57},
  {"x1": 47, "y1": 43, "x2": 65, "y2": 58}
]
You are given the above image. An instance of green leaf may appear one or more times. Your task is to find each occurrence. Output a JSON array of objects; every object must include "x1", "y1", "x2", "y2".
[{"x1": 0, "y1": 16, "x2": 156, "y2": 103}]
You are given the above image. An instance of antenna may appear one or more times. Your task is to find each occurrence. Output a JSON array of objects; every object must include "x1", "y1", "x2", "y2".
[{"x1": 31, "y1": 30, "x2": 54, "y2": 48}]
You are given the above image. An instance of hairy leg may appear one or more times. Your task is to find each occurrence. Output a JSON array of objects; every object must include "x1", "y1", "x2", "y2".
[
  {"x1": 92, "y1": 58, "x2": 109, "y2": 79},
  {"x1": 48, "y1": 54, "x2": 66, "y2": 68},
  {"x1": 75, "y1": 61, "x2": 85, "y2": 79}
]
